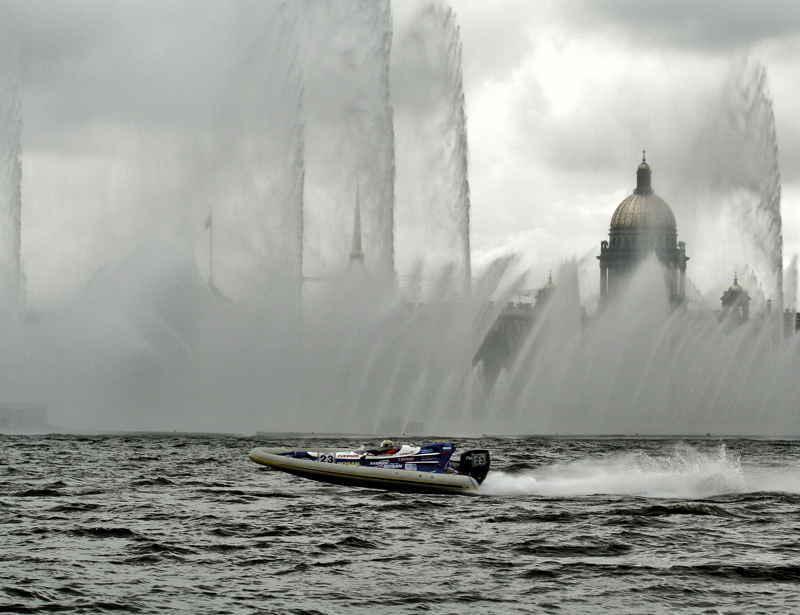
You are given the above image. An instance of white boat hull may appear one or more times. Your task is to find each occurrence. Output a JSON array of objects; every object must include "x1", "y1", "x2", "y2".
[{"x1": 249, "y1": 447, "x2": 480, "y2": 494}]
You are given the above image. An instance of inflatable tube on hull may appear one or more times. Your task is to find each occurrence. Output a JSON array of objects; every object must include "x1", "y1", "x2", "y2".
[{"x1": 249, "y1": 447, "x2": 479, "y2": 494}]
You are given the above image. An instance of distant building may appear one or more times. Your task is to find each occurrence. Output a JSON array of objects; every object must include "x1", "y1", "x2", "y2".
[
  {"x1": 535, "y1": 272, "x2": 556, "y2": 305},
  {"x1": 597, "y1": 154, "x2": 689, "y2": 308},
  {"x1": 474, "y1": 272, "x2": 555, "y2": 385},
  {"x1": 719, "y1": 274, "x2": 750, "y2": 323}
]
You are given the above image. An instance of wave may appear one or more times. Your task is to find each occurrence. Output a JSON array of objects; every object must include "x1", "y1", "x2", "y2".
[{"x1": 480, "y1": 442, "x2": 759, "y2": 498}]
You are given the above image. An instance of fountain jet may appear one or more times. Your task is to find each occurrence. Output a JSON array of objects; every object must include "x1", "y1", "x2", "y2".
[{"x1": 0, "y1": 32, "x2": 21, "y2": 313}]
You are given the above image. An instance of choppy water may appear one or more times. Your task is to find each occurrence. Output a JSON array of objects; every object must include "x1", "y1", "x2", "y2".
[{"x1": 2, "y1": 434, "x2": 800, "y2": 614}]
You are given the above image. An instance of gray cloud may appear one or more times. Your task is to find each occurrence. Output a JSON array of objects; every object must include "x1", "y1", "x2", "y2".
[
  {"x1": 448, "y1": 0, "x2": 540, "y2": 85},
  {"x1": 564, "y1": 0, "x2": 800, "y2": 52},
  {"x1": 6, "y1": 1, "x2": 286, "y2": 154}
]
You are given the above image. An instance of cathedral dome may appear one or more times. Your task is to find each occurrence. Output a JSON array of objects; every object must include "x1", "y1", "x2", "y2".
[
  {"x1": 598, "y1": 153, "x2": 689, "y2": 309},
  {"x1": 610, "y1": 154, "x2": 676, "y2": 231},
  {"x1": 610, "y1": 193, "x2": 676, "y2": 230},
  {"x1": 727, "y1": 275, "x2": 743, "y2": 295}
]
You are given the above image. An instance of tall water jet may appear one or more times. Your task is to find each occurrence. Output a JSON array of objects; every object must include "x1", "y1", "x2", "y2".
[
  {"x1": 699, "y1": 59, "x2": 783, "y2": 309},
  {"x1": 302, "y1": 0, "x2": 395, "y2": 282},
  {"x1": 0, "y1": 32, "x2": 21, "y2": 313},
  {"x1": 281, "y1": 3, "x2": 306, "y2": 310},
  {"x1": 194, "y1": 2, "x2": 305, "y2": 308},
  {"x1": 393, "y1": 0, "x2": 471, "y2": 289},
  {"x1": 451, "y1": 3, "x2": 471, "y2": 289},
  {"x1": 363, "y1": 0, "x2": 396, "y2": 282}
]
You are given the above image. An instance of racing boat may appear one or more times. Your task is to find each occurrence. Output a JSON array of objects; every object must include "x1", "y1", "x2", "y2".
[{"x1": 249, "y1": 441, "x2": 490, "y2": 494}]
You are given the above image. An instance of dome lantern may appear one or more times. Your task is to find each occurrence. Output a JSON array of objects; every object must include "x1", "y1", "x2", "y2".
[{"x1": 634, "y1": 150, "x2": 654, "y2": 195}]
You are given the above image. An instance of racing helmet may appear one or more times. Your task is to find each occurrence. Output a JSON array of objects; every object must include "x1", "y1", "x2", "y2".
[{"x1": 380, "y1": 439, "x2": 395, "y2": 450}]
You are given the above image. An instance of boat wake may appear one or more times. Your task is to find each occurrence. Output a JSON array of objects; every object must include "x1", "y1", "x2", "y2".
[{"x1": 479, "y1": 442, "x2": 800, "y2": 499}]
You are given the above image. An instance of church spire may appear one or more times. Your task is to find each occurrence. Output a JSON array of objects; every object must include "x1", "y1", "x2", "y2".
[{"x1": 349, "y1": 179, "x2": 364, "y2": 266}]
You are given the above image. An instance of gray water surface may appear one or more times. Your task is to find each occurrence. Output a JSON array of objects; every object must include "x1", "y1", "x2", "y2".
[{"x1": 2, "y1": 435, "x2": 799, "y2": 614}]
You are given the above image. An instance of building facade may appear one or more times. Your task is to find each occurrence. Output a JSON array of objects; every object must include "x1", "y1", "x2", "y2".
[{"x1": 597, "y1": 155, "x2": 689, "y2": 308}]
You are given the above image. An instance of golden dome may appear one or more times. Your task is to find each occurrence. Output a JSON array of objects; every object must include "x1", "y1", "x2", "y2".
[
  {"x1": 728, "y1": 274, "x2": 743, "y2": 294},
  {"x1": 610, "y1": 193, "x2": 676, "y2": 230},
  {"x1": 610, "y1": 154, "x2": 676, "y2": 231}
]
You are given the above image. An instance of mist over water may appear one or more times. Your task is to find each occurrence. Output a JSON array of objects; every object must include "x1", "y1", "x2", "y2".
[
  {"x1": 486, "y1": 258, "x2": 800, "y2": 436},
  {"x1": 0, "y1": 4, "x2": 797, "y2": 438}
]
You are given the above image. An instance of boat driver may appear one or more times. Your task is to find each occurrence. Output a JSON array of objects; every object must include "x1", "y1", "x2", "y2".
[{"x1": 366, "y1": 439, "x2": 400, "y2": 455}]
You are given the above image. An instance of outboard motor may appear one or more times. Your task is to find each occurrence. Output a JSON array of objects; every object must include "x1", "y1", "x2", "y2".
[{"x1": 458, "y1": 449, "x2": 491, "y2": 485}]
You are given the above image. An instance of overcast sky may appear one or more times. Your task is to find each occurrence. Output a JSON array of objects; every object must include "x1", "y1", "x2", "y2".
[{"x1": 3, "y1": 0, "x2": 800, "y2": 309}]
